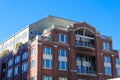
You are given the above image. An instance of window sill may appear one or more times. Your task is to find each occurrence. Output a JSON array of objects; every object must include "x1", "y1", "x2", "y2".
[
  {"x1": 77, "y1": 73, "x2": 97, "y2": 76},
  {"x1": 105, "y1": 74, "x2": 112, "y2": 76},
  {"x1": 30, "y1": 68, "x2": 35, "y2": 70},
  {"x1": 43, "y1": 67, "x2": 52, "y2": 69},
  {"x1": 59, "y1": 69, "x2": 67, "y2": 71},
  {"x1": 58, "y1": 41, "x2": 67, "y2": 43}
]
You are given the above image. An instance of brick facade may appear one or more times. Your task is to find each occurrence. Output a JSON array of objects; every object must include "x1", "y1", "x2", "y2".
[{"x1": 0, "y1": 16, "x2": 119, "y2": 80}]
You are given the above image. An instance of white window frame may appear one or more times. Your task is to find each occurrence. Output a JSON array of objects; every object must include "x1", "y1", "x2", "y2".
[
  {"x1": 103, "y1": 42, "x2": 110, "y2": 50},
  {"x1": 43, "y1": 47, "x2": 53, "y2": 69},
  {"x1": 22, "y1": 62, "x2": 28, "y2": 72},
  {"x1": 59, "y1": 77, "x2": 67, "y2": 80},
  {"x1": 104, "y1": 56, "x2": 112, "y2": 75},
  {"x1": 30, "y1": 60, "x2": 35, "y2": 69},
  {"x1": 15, "y1": 56, "x2": 20, "y2": 63},
  {"x1": 42, "y1": 75, "x2": 52, "y2": 80},
  {"x1": 7, "y1": 68, "x2": 12, "y2": 78},
  {"x1": 8, "y1": 59, "x2": 13, "y2": 67},
  {"x1": 14, "y1": 66, "x2": 19, "y2": 75},
  {"x1": 22, "y1": 52, "x2": 28, "y2": 60},
  {"x1": 59, "y1": 34, "x2": 66, "y2": 43},
  {"x1": 58, "y1": 49, "x2": 68, "y2": 70},
  {"x1": 31, "y1": 48, "x2": 35, "y2": 55}
]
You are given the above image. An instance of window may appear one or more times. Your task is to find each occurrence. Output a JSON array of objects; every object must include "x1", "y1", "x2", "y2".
[
  {"x1": 33, "y1": 30, "x2": 38, "y2": 36},
  {"x1": 44, "y1": 47, "x2": 52, "y2": 55},
  {"x1": 30, "y1": 60, "x2": 35, "y2": 69},
  {"x1": 59, "y1": 34, "x2": 66, "y2": 43},
  {"x1": 59, "y1": 49, "x2": 67, "y2": 57},
  {"x1": 59, "y1": 77, "x2": 67, "y2": 80},
  {"x1": 43, "y1": 47, "x2": 52, "y2": 69},
  {"x1": 58, "y1": 49, "x2": 68, "y2": 70},
  {"x1": 104, "y1": 56, "x2": 112, "y2": 75},
  {"x1": 8, "y1": 59, "x2": 13, "y2": 67},
  {"x1": 22, "y1": 52, "x2": 28, "y2": 60},
  {"x1": 22, "y1": 62, "x2": 28, "y2": 72},
  {"x1": 14, "y1": 66, "x2": 19, "y2": 75},
  {"x1": 15, "y1": 56, "x2": 20, "y2": 63},
  {"x1": 42, "y1": 75, "x2": 52, "y2": 80},
  {"x1": 7, "y1": 68, "x2": 12, "y2": 78},
  {"x1": 31, "y1": 48, "x2": 35, "y2": 55},
  {"x1": 30, "y1": 77, "x2": 35, "y2": 80},
  {"x1": 116, "y1": 58, "x2": 120, "y2": 76},
  {"x1": 43, "y1": 59, "x2": 52, "y2": 69},
  {"x1": 102, "y1": 42, "x2": 110, "y2": 50},
  {"x1": 104, "y1": 56, "x2": 110, "y2": 63},
  {"x1": 116, "y1": 58, "x2": 120, "y2": 64}
]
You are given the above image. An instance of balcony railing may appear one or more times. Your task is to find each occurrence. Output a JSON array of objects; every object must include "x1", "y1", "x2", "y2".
[
  {"x1": 76, "y1": 41, "x2": 95, "y2": 48},
  {"x1": 30, "y1": 35, "x2": 52, "y2": 42}
]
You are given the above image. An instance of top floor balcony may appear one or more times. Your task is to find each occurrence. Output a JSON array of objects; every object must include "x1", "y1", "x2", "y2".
[{"x1": 75, "y1": 27, "x2": 95, "y2": 49}]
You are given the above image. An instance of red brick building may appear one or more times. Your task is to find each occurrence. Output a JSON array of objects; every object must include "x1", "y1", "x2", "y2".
[{"x1": 0, "y1": 15, "x2": 120, "y2": 80}]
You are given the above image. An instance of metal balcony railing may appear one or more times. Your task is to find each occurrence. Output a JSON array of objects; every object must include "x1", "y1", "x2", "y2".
[{"x1": 76, "y1": 41, "x2": 95, "y2": 48}]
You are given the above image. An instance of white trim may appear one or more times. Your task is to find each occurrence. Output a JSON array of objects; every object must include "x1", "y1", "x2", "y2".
[
  {"x1": 116, "y1": 64, "x2": 120, "y2": 68},
  {"x1": 104, "y1": 62, "x2": 111, "y2": 67},
  {"x1": 75, "y1": 27, "x2": 95, "y2": 34},
  {"x1": 77, "y1": 73, "x2": 97, "y2": 76},
  {"x1": 68, "y1": 48, "x2": 70, "y2": 50},
  {"x1": 59, "y1": 56, "x2": 67, "y2": 61},
  {"x1": 54, "y1": 45, "x2": 58, "y2": 48},
  {"x1": 43, "y1": 54, "x2": 52, "y2": 60},
  {"x1": 76, "y1": 35, "x2": 94, "y2": 40},
  {"x1": 37, "y1": 43, "x2": 42, "y2": 45},
  {"x1": 70, "y1": 70, "x2": 77, "y2": 72},
  {"x1": 95, "y1": 34, "x2": 101, "y2": 36},
  {"x1": 97, "y1": 73, "x2": 103, "y2": 75}
]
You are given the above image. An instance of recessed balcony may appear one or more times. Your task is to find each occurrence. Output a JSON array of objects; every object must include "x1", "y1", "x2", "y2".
[
  {"x1": 75, "y1": 35, "x2": 95, "y2": 49},
  {"x1": 75, "y1": 27, "x2": 95, "y2": 50}
]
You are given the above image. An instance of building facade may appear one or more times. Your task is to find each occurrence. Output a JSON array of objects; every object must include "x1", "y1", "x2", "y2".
[{"x1": 0, "y1": 15, "x2": 120, "y2": 80}]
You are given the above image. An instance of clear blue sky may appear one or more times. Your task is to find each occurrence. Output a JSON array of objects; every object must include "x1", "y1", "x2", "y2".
[{"x1": 0, "y1": 0, "x2": 120, "y2": 50}]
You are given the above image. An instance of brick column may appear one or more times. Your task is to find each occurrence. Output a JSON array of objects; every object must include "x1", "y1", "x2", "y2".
[
  {"x1": 36, "y1": 42, "x2": 42, "y2": 80},
  {"x1": 111, "y1": 55, "x2": 116, "y2": 78},
  {"x1": 53, "y1": 45, "x2": 58, "y2": 80},
  {"x1": 95, "y1": 35, "x2": 104, "y2": 80},
  {"x1": 69, "y1": 48, "x2": 77, "y2": 80}
]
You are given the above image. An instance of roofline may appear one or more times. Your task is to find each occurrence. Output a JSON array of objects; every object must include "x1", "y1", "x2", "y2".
[{"x1": 46, "y1": 15, "x2": 78, "y2": 23}]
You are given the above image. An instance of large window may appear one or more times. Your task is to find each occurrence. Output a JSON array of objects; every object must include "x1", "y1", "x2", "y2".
[
  {"x1": 14, "y1": 66, "x2": 19, "y2": 75},
  {"x1": 102, "y1": 42, "x2": 110, "y2": 50},
  {"x1": 76, "y1": 56, "x2": 95, "y2": 74},
  {"x1": 42, "y1": 75, "x2": 52, "y2": 80},
  {"x1": 104, "y1": 56, "x2": 112, "y2": 75},
  {"x1": 59, "y1": 34, "x2": 66, "y2": 43},
  {"x1": 58, "y1": 49, "x2": 68, "y2": 70},
  {"x1": 43, "y1": 47, "x2": 52, "y2": 69},
  {"x1": 8, "y1": 59, "x2": 13, "y2": 67},
  {"x1": 15, "y1": 56, "x2": 20, "y2": 63},
  {"x1": 116, "y1": 58, "x2": 120, "y2": 76},
  {"x1": 22, "y1": 52, "x2": 28, "y2": 60},
  {"x1": 7, "y1": 68, "x2": 12, "y2": 78},
  {"x1": 30, "y1": 60, "x2": 35, "y2": 69},
  {"x1": 22, "y1": 62, "x2": 28, "y2": 72}
]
